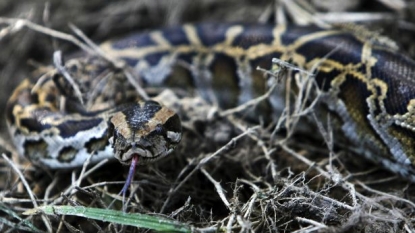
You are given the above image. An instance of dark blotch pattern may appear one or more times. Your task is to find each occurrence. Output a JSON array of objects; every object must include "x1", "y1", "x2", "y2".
[
  {"x1": 123, "y1": 101, "x2": 161, "y2": 131},
  {"x1": 57, "y1": 146, "x2": 78, "y2": 163},
  {"x1": 195, "y1": 23, "x2": 231, "y2": 46},
  {"x1": 21, "y1": 118, "x2": 52, "y2": 133},
  {"x1": 57, "y1": 118, "x2": 104, "y2": 138},
  {"x1": 232, "y1": 24, "x2": 274, "y2": 49},
  {"x1": 23, "y1": 140, "x2": 49, "y2": 160},
  {"x1": 85, "y1": 132, "x2": 110, "y2": 154}
]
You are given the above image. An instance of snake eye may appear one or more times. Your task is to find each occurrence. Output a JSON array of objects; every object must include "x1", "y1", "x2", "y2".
[
  {"x1": 154, "y1": 124, "x2": 166, "y2": 135},
  {"x1": 163, "y1": 114, "x2": 182, "y2": 144}
]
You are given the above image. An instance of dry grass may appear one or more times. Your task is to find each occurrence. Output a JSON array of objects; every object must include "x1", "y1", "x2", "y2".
[{"x1": 1, "y1": 0, "x2": 415, "y2": 232}]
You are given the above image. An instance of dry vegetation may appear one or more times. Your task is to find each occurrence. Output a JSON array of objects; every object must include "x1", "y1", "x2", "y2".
[{"x1": 1, "y1": 0, "x2": 415, "y2": 232}]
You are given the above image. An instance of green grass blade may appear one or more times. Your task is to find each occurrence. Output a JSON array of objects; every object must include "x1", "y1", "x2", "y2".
[{"x1": 23, "y1": 205, "x2": 191, "y2": 232}]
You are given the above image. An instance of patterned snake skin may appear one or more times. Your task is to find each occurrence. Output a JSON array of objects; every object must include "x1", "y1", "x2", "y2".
[{"x1": 6, "y1": 23, "x2": 415, "y2": 182}]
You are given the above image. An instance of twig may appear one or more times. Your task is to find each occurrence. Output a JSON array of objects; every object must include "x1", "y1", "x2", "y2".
[
  {"x1": 160, "y1": 126, "x2": 260, "y2": 213},
  {"x1": 53, "y1": 51, "x2": 84, "y2": 105},
  {"x1": 201, "y1": 168, "x2": 231, "y2": 210},
  {"x1": 0, "y1": 17, "x2": 94, "y2": 54},
  {"x1": 2, "y1": 153, "x2": 53, "y2": 233},
  {"x1": 295, "y1": 217, "x2": 328, "y2": 229},
  {"x1": 357, "y1": 181, "x2": 415, "y2": 209},
  {"x1": 50, "y1": 158, "x2": 110, "y2": 205}
]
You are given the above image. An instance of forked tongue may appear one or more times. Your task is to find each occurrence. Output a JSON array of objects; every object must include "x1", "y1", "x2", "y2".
[{"x1": 120, "y1": 154, "x2": 139, "y2": 210}]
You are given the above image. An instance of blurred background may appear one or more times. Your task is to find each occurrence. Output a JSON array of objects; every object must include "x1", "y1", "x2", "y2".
[{"x1": 1, "y1": 1, "x2": 415, "y2": 232}]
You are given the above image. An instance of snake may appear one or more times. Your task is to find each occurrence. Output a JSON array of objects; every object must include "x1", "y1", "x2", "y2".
[{"x1": 6, "y1": 23, "x2": 415, "y2": 182}]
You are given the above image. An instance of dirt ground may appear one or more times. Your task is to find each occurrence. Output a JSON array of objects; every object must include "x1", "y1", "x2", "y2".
[{"x1": 1, "y1": 0, "x2": 415, "y2": 232}]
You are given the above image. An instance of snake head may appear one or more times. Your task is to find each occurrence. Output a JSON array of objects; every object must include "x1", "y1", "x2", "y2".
[{"x1": 108, "y1": 100, "x2": 182, "y2": 165}]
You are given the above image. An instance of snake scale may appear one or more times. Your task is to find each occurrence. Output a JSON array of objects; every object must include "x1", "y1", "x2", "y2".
[{"x1": 6, "y1": 23, "x2": 415, "y2": 182}]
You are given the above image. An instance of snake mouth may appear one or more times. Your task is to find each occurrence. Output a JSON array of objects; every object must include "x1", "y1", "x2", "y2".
[{"x1": 118, "y1": 144, "x2": 173, "y2": 165}]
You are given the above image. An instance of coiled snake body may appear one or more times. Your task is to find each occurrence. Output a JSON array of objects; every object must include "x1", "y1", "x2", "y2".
[{"x1": 6, "y1": 23, "x2": 415, "y2": 181}]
